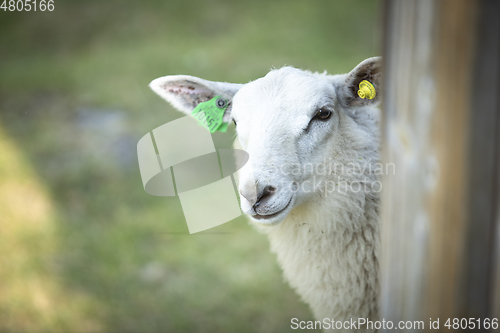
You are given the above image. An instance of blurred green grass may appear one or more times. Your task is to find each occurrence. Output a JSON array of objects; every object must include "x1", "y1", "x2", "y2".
[{"x1": 0, "y1": 0, "x2": 381, "y2": 332}]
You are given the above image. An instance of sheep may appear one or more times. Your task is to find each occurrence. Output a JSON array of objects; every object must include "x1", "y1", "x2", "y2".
[{"x1": 149, "y1": 57, "x2": 382, "y2": 332}]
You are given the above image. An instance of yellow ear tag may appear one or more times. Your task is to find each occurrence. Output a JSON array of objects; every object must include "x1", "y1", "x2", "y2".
[{"x1": 357, "y1": 80, "x2": 376, "y2": 99}]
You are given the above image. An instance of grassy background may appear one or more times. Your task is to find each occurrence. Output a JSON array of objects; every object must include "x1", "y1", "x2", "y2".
[{"x1": 0, "y1": 1, "x2": 381, "y2": 332}]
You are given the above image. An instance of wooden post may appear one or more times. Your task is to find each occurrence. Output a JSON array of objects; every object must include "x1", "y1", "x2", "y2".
[{"x1": 380, "y1": 0, "x2": 500, "y2": 331}]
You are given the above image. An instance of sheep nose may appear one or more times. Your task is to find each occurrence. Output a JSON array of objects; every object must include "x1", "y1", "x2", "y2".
[
  {"x1": 240, "y1": 185, "x2": 276, "y2": 208},
  {"x1": 254, "y1": 185, "x2": 276, "y2": 209}
]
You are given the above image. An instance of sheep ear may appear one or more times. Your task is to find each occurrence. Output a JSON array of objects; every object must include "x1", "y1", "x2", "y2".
[
  {"x1": 337, "y1": 57, "x2": 382, "y2": 108},
  {"x1": 149, "y1": 75, "x2": 243, "y2": 121}
]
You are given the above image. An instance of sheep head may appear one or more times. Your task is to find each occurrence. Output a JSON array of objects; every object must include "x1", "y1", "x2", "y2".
[{"x1": 150, "y1": 57, "x2": 382, "y2": 226}]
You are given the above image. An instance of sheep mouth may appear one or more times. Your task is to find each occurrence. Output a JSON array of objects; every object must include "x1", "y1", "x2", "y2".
[{"x1": 250, "y1": 197, "x2": 294, "y2": 224}]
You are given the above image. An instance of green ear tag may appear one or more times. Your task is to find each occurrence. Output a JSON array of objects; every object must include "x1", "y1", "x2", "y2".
[{"x1": 191, "y1": 95, "x2": 229, "y2": 133}]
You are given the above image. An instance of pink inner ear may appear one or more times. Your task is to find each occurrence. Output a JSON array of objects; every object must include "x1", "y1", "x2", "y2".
[{"x1": 162, "y1": 82, "x2": 212, "y2": 96}]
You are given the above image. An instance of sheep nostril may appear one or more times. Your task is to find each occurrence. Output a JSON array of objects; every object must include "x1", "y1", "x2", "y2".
[
  {"x1": 265, "y1": 186, "x2": 276, "y2": 194},
  {"x1": 254, "y1": 185, "x2": 277, "y2": 208}
]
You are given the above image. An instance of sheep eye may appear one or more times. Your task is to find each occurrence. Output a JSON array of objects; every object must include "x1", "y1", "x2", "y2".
[{"x1": 314, "y1": 108, "x2": 332, "y2": 121}]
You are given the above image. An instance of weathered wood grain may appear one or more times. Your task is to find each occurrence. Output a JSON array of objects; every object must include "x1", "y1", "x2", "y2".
[{"x1": 381, "y1": 0, "x2": 500, "y2": 331}]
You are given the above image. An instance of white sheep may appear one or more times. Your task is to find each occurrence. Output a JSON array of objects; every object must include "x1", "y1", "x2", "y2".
[{"x1": 150, "y1": 57, "x2": 382, "y2": 332}]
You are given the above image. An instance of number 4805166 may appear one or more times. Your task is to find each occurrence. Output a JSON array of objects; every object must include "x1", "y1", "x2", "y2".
[
  {"x1": 444, "y1": 318, "x2": 498, "y2": 330},
  {"x1": 1, "y1": 0, "x2": 55, "y2": 11}
]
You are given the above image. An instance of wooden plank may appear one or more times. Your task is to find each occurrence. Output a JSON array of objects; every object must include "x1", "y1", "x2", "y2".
[
  {"x1": 425, "y1": 0, "x2": 478, "y2": 322},
  {"x1": 460, "y1": 0, "x2": 500, "y2": 320},
  {"x1": 380, "y1": 0, "x2": 438, "y2": 325},
  {"x1": 379, "y1": 0, "x2": 500, "y2": 330}
]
